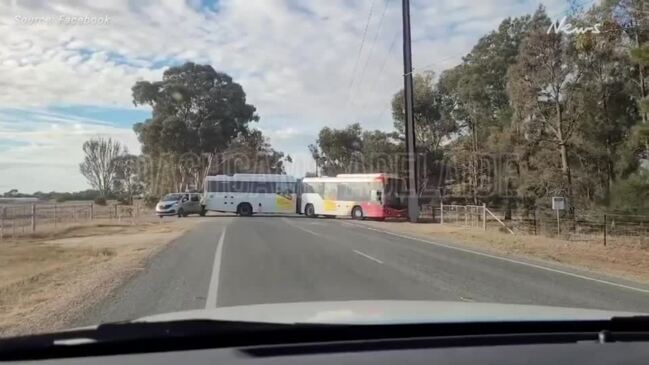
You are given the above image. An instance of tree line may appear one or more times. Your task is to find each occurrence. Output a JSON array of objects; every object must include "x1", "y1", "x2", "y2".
[
  {"x1": 309, "y1": 1, "x2": 649, "y2": 214},
  {"x1": 79, "y1": 62, "x2": 291, "y2": 205}
]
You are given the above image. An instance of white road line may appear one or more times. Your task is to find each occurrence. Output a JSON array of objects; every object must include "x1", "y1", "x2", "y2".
[
  {"x1": 344, "y1": 222, "x2": 649, "y2": 295},
  {"x1": 205, "y1": 227, "x2": 227, "y2": 308},
  {"x1": 353, "y1": 250, "x2": 384, "y2": 264},
  {"x1": 282, "y1": 218, "x2": 322, "y2": 237}
]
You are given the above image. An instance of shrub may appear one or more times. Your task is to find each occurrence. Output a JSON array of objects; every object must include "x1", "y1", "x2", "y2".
[
  {"x1": 143, "y1": 195, "x2": 160, "y2": 208},
  {"x1": 94, "y1": 196, "x2": 107, "y2": 206},
  {"x1": 117, "y1": 196, "x2": 132, "y2": 205},
  {"x1": 610, "y1": 169, "x2": 649, "y2": 214}
]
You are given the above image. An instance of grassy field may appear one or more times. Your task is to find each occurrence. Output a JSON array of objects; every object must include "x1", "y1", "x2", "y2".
[{"x1": 0, "y1": 219, "x2": 201, "y2": 337}]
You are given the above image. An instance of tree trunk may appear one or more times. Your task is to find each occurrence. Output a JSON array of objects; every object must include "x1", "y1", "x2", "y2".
[
  {"x1": 606, "y1": 137, "x2": 615, "y2": 196},
  {"x1": 635, "y1": 30, "x2": 647, "y2": 124},
  {"x1": 555, "y1": 101, "x2": 573, "y2": 206},
  {"x1": 602, "y1": 84, "x2": 615, "y2": 196},
  {"x1": 559, "y1": 143, "x2": 571, "y2": 186},
  {"x1": 470, "y1": 118, "x2": 479, "y2": 205}
]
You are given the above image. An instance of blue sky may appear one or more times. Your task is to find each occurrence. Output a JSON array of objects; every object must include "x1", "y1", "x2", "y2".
[{"x1": 0, "y1": 0, "x2": 592, "y2": 193}]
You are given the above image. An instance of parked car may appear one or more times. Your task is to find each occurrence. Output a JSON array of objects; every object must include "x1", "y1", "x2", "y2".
[{"x1": 156, "y1": 193, "x2": 205, "y2": 217}]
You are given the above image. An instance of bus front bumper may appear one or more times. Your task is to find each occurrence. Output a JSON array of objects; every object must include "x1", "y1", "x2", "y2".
[{"x1": 383, "y1": 207, "x2": 407, "y2": 218}]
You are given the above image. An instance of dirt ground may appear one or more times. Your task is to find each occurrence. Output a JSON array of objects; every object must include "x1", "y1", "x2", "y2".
[
  {"x1": 357, "y1": 221, "x2": 649, "y2": 285},
  {"x1": 0, "y1": 219, "x2": 202, "y2": 337}
]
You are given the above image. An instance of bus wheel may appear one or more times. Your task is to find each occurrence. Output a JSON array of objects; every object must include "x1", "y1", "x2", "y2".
[
  {"x1": 305, "y1": 204, "x2": 316, "y2": 218},
  {"x1": 237, "y1": 203, "x2": 253, "y2": 217},
  {"x1": 352, "y1": 206, "x2": 364, "y2": 220}
]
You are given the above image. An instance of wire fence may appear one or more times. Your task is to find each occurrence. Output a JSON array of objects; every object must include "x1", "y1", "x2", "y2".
[
  {"x1": 421, "y1": 204, "x2": 487, "y2": 226},
  {"x1": 487, "y1": 209, "x2": 649, "y2": 245},
  {"x1": 420, "y1": 203, "x2": 649, "y2": 247},
  {"x1": 0, "y1": 202, "x2": 148, "y2": 242}
]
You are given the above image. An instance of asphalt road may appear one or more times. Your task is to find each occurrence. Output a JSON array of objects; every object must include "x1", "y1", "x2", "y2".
[{"x1": 78, "y1": 215, "x2": 649, "y2": 326}]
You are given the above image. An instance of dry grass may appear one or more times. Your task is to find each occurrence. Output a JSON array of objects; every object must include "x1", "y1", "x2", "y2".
[
  {"x1": 0, "y1": 208, "x2": 159, "y2": 242},
  {"x1": 359, "y1": 221, "x2": 649, "y2": 284},
  {"x1": 0, "y1": 219, "x2": 202, "y2": 337}
]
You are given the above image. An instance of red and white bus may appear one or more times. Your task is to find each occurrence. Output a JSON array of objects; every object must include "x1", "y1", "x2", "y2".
[{"x1": 300, "y1": 173, "x2": 407, "y2": 219}]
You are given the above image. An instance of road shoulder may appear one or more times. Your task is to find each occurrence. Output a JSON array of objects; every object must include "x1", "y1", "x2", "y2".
[
  {"x1": 0, "y1": 219, "x2": 202, "y2": 337},
  {"x1": 347, "y1": 220, "x2": 649, "y2": 289}
]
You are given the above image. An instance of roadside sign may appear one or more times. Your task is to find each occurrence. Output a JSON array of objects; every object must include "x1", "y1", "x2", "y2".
[
  {"x1": 552, "y1": 196, "x2": 565, "y2": 210},
  {"x1": 552, "y1": 196, "x2": 566, "y2": 236}
]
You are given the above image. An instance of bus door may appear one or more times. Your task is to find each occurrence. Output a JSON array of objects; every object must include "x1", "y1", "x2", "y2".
[
  {"x1": 335, "y1": 182, "x2": 358, "y2": 215},
  {"x1": 322, "y1": 182, "x2": 338, "y2": 214}
]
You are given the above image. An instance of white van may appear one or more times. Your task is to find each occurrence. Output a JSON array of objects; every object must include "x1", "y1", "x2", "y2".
[{"x1": 156, "y1": 193, "x2": 205, "y2": 217}]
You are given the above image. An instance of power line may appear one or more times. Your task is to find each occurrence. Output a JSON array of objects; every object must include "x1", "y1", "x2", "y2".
[
  {"x1": 370, "y1": 53, "x2": 462, "y2": 127},
  {"x1": 356, "y1": 0, "x2": 392, "y2": 96},
  {"x1": 362, "y1": 28, "x2": 400, "y2": 112},
  {"x1": 368, "y1": 0, "x2": 598, "y2": 125},
  {"x1": 347, "y1": 0, "x2": 378, "y2": 96},
  {"x1": 413, "y1": 53, "x2": 464, "y2": 73},
  {"x1": 364, "y1": 26, "x2": 456, "y2": 122},
  {"x1": 354, "y1": 28, "x2": 399, "y2": 124}
]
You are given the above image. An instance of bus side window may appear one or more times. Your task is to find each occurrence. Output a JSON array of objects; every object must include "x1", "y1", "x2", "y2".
[
  {"x1": 216, "y1": 182, "x2": 229, "y2": 193},
  {"x1": 324, "y1": 183, "x2": 337, "y2": 200},
  {"x1": 302, "y1": 183, "x2": 314, "y2": 194},
  {"x1": 306, "y1": 182, "x2": 323, "y2": 195},
  {"x1": 274, "y1": 182, "x2": 286, "y2": 194},
  {"x1": 337, "y1": 183, "x2": 354, "y2": 201},
  {"x1": 252, "y1": 181, "x2": 266, "y2": 193},
  {"x1": 260, "y1": 182, "x2": 276, "y2": 194},
  {"x1": 231, "y1": 181, "x2": 250, "y2": 193}
]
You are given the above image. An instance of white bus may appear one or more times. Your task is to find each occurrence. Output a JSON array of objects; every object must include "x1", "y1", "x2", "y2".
[
  {"x1": 300, "y1": 173, "x2": 407, "y2": 220},
  {"x1": 202, "y1": 174, "x2": 298, "y2": 216}
]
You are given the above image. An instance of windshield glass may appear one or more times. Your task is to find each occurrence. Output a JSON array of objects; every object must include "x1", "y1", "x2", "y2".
[
  {"x1": 384, "y1": 178, "x2": 406, "y2": 208},
  {"x1": 2, "y1": 0, "x2": 649, "y2": 340}
]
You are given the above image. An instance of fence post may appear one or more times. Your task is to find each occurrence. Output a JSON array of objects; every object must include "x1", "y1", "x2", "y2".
[
  {"x1": 440, "y1": 202, "x2": 444, "y2": 224},
  {"x1": 464, "y1": 206, "x2": 468, "y2": 226},
  {"x1": 90, "y1": 203, "x2": 94, "y2": 220},
  {"x1": 533, "y1": 209, "x2": 537, "y2": 236},
  {"x1": 482, "y1": 203, "x2": 486, "y2": 231},
  {"x1": 1, "y1": 206, "x2": 5, "y2": 241},
  {"x1": 114, "y1": 204, "x2": 118, "y2": 219},
  {"x1": 603, "y1": 214, "x2": 607, "y2": 247},
  {"x1": 12, "y1": 209, "x2": 16, "y2": 240},
  {"x1": 54, "y1": 204, "x2": 57, "y2": 228},
  {"x1": 31, "y1": 204, "x2": 36, "y2": 233}
]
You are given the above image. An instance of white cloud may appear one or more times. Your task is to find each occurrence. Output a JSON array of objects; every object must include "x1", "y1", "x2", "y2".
[
  {"x1": 0, "y1": 0, "x2": 587, "y2": 191},
  {"x1": 284, "y1": 152, "x2": 317, "y2": 178},
  {"x1": 0, "y1": 110, "x2": 139, "y2": 192}
]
